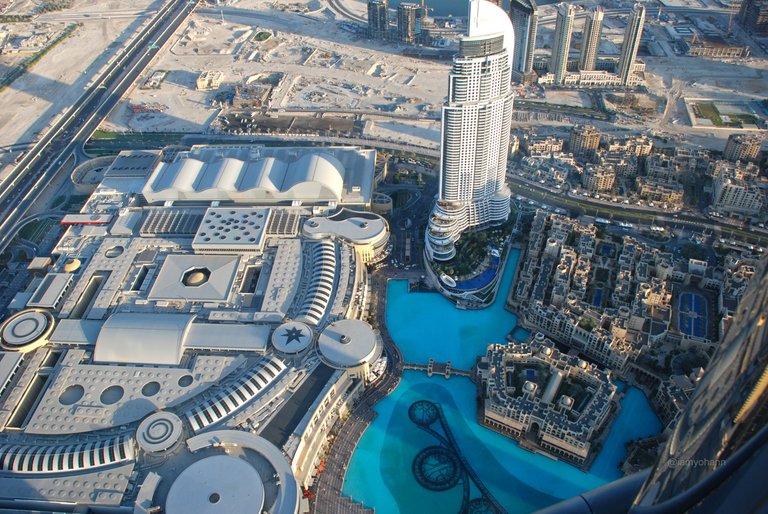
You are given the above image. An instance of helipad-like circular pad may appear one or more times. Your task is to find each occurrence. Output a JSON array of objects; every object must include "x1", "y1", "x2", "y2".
[
  {"x1": 166, "y1": 455, "x2": 265, "y2": 514},
  {"x1": 317, "y1": 319, "x2": 381, "y2": 369},
  {"x1": 271, "y1": 321, "x2": 312, "y2": 355},
  {"x1": 0, "y1": 309, "x2": 54, "y2": 352}
]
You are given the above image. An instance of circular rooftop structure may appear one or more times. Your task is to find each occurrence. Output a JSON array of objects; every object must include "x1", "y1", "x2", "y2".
[
  {"x1": 271, "y1": 321, "x2": 313, "y2": 355},
  {"x1": 0, "y1": 309, "x2": 54, "y2": 352},
  {"x1": 63, "y1": 258, "x2": 81, "y2": 273},
  {"x1": 137, "y1": 411, "x2": 183, "y2": 453},
  {"x1": 317, "y1": 319, "x2": 381, "y2": 369},
  {"x1": 166, "y1": 455, "x2": 265, "y2": 514},
  {"x1": 182, "y1": 268, "x2": 210, "y2": 287}
]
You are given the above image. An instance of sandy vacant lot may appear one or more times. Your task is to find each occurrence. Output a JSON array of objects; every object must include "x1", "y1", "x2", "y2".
[
  {"x1": 0, "y1": 0, "x2": 156, "y2": 178},
  {"x1": 103, "y1": 5, "x2": 450, "y2": 136}
]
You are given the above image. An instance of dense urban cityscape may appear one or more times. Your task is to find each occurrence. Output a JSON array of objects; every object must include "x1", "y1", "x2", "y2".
[{"x1": 0, "y1": 0, "x2": 766, "y2": 512}]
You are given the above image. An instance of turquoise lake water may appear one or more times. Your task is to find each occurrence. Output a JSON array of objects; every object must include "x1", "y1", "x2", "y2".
[{"x1": 343, "y1": 249, "x2": 662, "y2": 513}]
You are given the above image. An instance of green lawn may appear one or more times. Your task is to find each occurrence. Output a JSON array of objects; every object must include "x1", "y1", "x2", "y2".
[
  {"x1": 90, "y1": 129, "x2": 118, "y2": 140},
  {"x1": 18, "y1": 219, "x2": 55, "y2": 245},
  {"x1": 693, "y1": 102, "x2": 758, "y2": 128}
]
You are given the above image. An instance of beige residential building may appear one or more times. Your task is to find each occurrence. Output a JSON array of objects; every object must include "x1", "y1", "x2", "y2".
[
  {"x1": 604, "y1": 135, "x2": 653, "y2": 157},
  {"x1": 599, "y1": 151, "x2": 638, "y2": 178},
  {"x1": 723, "y1": 133, "x2": 762, "y2": 163},
  {"x1": 523, "y1": 133, "x2": 565, "y2": 155},
  {"x1": 636, "y1": 177, "x2": 684, "y2": 206},
  {"x1": 196, "y1": 70, "x2": 224, "y2": 91},
  {"x1": 712, "y1": 161, "x2": 764, "y2": 215},
  {"x1": 569, "y1": 125, "x2": 601, "y2": 160},
  {"x1": 581, "y1": 163, "x2": 615, "y2": 192}
]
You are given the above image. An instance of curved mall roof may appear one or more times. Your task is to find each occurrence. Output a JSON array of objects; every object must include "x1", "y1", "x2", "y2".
[
  {"x1": 143, "y1": 152, "x2": 345, "y2": 203},
  {"x1": 93, "y1": 313, "x2": 195, "y2": 365},
  {"x1": 303, "y1": 208, "x2": 388, "y2": 246},
  {"x1": 165, "y1": 455, "x2": 265, "y2": 514}
]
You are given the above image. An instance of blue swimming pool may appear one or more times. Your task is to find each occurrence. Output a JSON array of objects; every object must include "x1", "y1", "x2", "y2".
[
  {"x1": 452, "y1": 253, "x2": 500, "y2": 291},
  {"x1": 679, "y1": 291, "x2": 707, "y2": 338},
  {"x1": 593, "y1": 288, "x2": 603, "y2": 307},
  {"x1": 343, "y1": 249, "x2": 662, "y2": 513}
]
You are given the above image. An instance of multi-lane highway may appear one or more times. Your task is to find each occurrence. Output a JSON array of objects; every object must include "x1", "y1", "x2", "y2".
[{"x1": 0, "y1": 0, "x2": 199, "y2": 254}]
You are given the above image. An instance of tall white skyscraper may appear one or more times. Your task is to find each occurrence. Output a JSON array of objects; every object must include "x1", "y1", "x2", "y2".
[
  {"x1": 550, "y1": 3, "x2": 575, "y2": 85},
  {"x1": 618, "y1": 3, "x2": 645, "y2": 85},
  {"x1": 425, "y1": 0, "x2": 514, "y2": 262},
  {"x1": 579, "y1": 6, "x2": 604, "y2": 71}
]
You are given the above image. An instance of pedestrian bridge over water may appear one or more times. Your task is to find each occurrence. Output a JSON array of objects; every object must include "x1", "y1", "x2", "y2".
[{"x1": 402, "y1": 359, "x2": 474, "y2": 380}]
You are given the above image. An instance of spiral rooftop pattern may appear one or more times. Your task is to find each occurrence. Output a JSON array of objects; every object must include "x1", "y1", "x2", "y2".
[{"x1": 137, "y1": 411, "x2": 183, "y2": 453}]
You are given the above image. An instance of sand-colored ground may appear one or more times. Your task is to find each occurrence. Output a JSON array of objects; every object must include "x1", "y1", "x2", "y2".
[
  {"x1": 0, "y1": 0, "x2": 156, "y2": 179},
  {"x1": 103, "y1": 4, "x2": 450, "y2": 144}
]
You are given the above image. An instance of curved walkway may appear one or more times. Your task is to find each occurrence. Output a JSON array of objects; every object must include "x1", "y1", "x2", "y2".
[{"x1": 312, "y1": 272, "x2": 403, "y2": 514}]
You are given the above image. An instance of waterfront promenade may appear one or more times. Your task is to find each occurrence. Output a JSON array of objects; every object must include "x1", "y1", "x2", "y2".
[{"x1": 312, "y1": 271, "x2": 405, "y2": 514}]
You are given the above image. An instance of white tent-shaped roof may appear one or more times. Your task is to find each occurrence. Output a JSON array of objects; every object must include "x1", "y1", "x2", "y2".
[{"x1": 93, "y1": 313, "x2": 195, "y2": 365}]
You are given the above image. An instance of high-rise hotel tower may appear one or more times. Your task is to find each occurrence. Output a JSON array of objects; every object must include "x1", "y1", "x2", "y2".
[{"x1": 425, "y1": 0, "x2": 514, "y2": 262}]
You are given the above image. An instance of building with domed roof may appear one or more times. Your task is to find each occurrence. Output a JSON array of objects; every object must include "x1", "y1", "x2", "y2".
[{"x1": 0, "y1": 141, "x2": 386, "y2": 511}]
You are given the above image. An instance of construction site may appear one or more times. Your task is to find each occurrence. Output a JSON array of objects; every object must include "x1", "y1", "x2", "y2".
[{"x1": 100, "y1": 0, "x2": 450, "y2": 147}]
